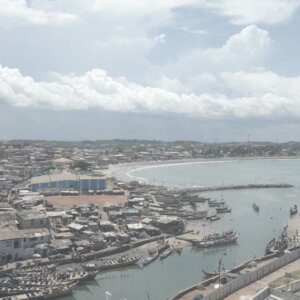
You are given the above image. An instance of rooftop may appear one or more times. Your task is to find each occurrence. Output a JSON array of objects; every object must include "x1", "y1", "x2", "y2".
[{"x1": 31, "y1": 172, "x2": 105, "y2": 184}]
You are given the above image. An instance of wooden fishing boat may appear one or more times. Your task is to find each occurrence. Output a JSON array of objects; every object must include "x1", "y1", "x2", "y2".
[
  {"x1": 160, "y1": 249, "x2": 173, "y2": 260},
  {"x1": 100, "y1": 255, "x2": 142, "y2": 270},
  {"x1": 208, "y1": 199, "x2": 225, "y2": 207},
  {"x1": 252, "y1": 202, "x2": 259, "y2": 212},
  {"x1": 192, "y1": 231, "x2": 239, "y2": 249},
  {"x1": 81, "y1": 263, "x2": 101, "y2": 272},
  {"x1": 216, "y1": 206, "x2": 231, "y2": 213},
  {"x1": 202, "y1": 269, "x2": 219, "y2": 279},
  {"x1": 142, "y1": 252, "x2": 159, "y2": 266}
]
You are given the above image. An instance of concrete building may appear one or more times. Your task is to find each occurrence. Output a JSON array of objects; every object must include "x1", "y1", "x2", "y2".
[
  {"x1": 0, "y1": 228, "x2": 51, "y2": 262},
  {"x1": 30, "y1": 172, "x2": 106, "y2": 193},
  {"x1": 17, "y1": 211, "x2": 49, "y2": 229}
]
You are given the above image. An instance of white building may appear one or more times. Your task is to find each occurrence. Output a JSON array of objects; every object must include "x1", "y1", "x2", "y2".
[{"x1": 0, "y1": 228, "x2": 51, "y2": 263}]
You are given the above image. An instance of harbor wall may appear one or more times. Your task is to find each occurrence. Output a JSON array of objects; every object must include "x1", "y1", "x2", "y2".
[
  {"x1": 204, "y1": 249, "x2": 300, "y2": 300},
  {"x1": 170, "y1": 249, "x2": 300, "y2": 300}
]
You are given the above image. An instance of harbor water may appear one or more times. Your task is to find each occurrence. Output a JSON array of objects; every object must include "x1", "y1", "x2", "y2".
[{"x1": 68, "y1": 159, "x2": 300, "y2": 300}]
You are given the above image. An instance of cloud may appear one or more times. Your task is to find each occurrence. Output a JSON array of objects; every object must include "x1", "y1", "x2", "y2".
[
  {"x1": 1, "y1": 64, "x2": 300, "y2": 120},
  {"x1": 0, "y1": 0, "x2": 78, "y2": 27},
  {"x1": 205, "y1": 0, "x2": 300, "y2": 25},
  {"x1": 89, "y1": 0, "x2": 202, "y2": 16},
  {"x1": 162, "y1": 25, "x2": 270, "y2": 92},
  {"x1": 89, "y1": 0, "x2": 300, "y2": 26}
]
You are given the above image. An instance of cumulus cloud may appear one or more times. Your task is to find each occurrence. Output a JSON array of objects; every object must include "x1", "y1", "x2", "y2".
[
  {"x1": 1, "y1": 65, "x2": 300, "y2": 120},
  {"x1": 0, "y1": 0, "x2": 78, "y2": 27},
  {"x1": 205, "y1": 0, "x2": 300, "y2": 25},
  {"x1": 161, "y1": 25, "x2": 270, "y2": 93}
]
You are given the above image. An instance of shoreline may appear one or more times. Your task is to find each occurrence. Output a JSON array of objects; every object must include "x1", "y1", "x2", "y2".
[{"x1": 106, "y1": 155, "x2": 300, "y2": 183}]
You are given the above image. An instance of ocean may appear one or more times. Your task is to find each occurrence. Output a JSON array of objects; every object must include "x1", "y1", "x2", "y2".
[{"x1": 67, "y1": 158, "x2": 300, "y2": 300}]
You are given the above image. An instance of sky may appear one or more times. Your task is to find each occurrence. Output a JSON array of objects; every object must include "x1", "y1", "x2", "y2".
[{"x1": 1, "y1": 0, "x2": 300, "y2": 142}]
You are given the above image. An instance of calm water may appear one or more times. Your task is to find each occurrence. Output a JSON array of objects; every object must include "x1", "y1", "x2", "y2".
[{"x1": 68, "y1": 159, "x2": 300, "y2": 300}]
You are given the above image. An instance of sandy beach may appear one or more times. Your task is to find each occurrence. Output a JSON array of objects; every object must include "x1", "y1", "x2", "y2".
[{"x1": 105, "y1": 156, "x2": 300, "y2": 184}]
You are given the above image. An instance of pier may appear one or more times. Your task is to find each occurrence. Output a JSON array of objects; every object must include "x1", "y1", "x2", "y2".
[{"x1": 182, "y1": 183, "x2": 293, "y2": 193}]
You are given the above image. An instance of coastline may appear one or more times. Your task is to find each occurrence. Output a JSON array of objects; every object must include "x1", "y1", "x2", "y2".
[{"x1": 106, "y1": 155, "x2": 300, "y2": 183}]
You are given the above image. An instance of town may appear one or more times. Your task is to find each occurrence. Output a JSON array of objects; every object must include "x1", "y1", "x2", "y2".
[{"x1": 0, "y1": 140, "x2": 299, "y2": 299}]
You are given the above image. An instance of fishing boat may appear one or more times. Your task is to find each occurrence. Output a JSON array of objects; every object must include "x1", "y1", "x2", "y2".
[
  {"x1": 290, "y1": 205, "x2": 298, "y2": 215},
  {"x1": 216, "y1": 206, "x2": 231, "y2": 213},
  {"x1": 81, "y1": 263, "x2": 101, "y2": 272},
  {"x1": 56, "y1": 270, "x2": 97, "y2": 282},
  {"x1": 265, "y1": 238, "x2": 275, "y2": 255},
  {"x1": 252, "y1": 203, "x2": 259, "y2": 212},
  {"x1": 148, "y1": 243, "x2": 169, "y2": 255},
  {"x1": 40, "y1": 283, "x2": 76, "y2": 299},
  {"x1": 160, "y1": 249, "x2": 173, "y2": 260},
  {"x1": 209, "y1": 215, "x2": 221, "y2": 222},
  {"x1": 265, "y1": 229, "x2": 289, "y2": 255},
  {"x1": 185, "y1": 210, "x2": 207, "y2": 220},
  {"x1": 0, "y1": 283, "x2": 76, "y2": 299},
  {"x1": 202, "y1": 269, "x2": 219, "y2": 279},
  {"x1": 20, "y1": 264, "x2": 57, "y2": 272},
  {"x1": 100, "y1": 255, "x2": 142, "y2": 270},
  {"x1": 142, "y1": 252, "x2": 159, "y2": 266},
  {"x1": 208, "y1": 199, "x2": 225, "y2": 207},
  {"x1": 192, "y1": 231, "x2": 239, "y2": 248}
]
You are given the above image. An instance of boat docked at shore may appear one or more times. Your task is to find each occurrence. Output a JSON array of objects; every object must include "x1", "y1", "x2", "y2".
[
  {"x1": 216, "y1": 206, "x2": 231, "y2": 213},
  {"x1": 160, "y1": 249, "x2": 173, "y2": 260},
  {"x1": 0, "y1": 282, "x2": 76, "y2": 299},
  {"x1": 192, "y1": 231, "x2": 239, "y2": 248},
  {"x1": 185, "y1": 210, "x2": 207, "y2": 220},
  {"x1": 99, "y1": 255, "x2": 142, "y2": 270},
  {"x1": 265, "y1": 228, "x2": 289, "y2": 255},
  {"x1": 208, "y1": 199, "x2": 225, "y2": 207},
  {"x1": 202, "y1": 269, "x2": 219, "y2": 279},
  {"x1": 142, "y1": 251, "x2": 159, "y2": 267}
]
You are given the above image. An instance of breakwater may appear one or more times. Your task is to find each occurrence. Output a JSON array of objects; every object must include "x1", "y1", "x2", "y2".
[{"x1": 182, "y1": 183, "x2": 293, "y2": 194}]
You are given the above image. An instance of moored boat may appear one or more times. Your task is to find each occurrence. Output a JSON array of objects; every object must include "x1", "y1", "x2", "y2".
[
  {"x1": 252, "y1": 203, "x2": 259, "y2": 212},
  {"x1": 160, "y1": 249, "x2": 173, "y2": 260},
  {"x1": 216, "y1": 206, "x2": 231, "y2": 213},
  {"x1": 192, "y1": 231, "x2": 239, "y2": 248},
  {"x1": 142, "y1": 252, "x2": 159, "y2": 267},
  {"x1": 100, "y1": 255, "x2": 142, "y2": 270},
  {"x1": 290, "y1": 204, "x2": 298, "y2": 215}
]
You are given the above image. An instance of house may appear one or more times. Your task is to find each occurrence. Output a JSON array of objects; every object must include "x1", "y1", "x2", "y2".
[
  {"x1": 17, "y1": 211, "x2": 49, "y2": 229},
  {"x1": 0, "y1": 227, "x2": 51, "y2": 263},
  {"x1": 153, "y1": 215, "x2": 184, "y2": 234}
]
